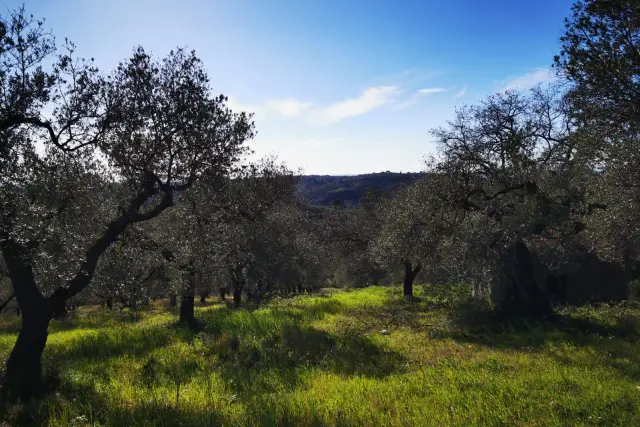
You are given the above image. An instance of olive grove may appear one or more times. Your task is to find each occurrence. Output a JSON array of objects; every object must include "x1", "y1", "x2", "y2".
[{"x1": 1, "y1": 0, "x2": 639, "y2": 404}]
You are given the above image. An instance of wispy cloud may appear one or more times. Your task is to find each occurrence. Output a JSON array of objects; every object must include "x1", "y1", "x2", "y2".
[
  {"x1": 392, "y1": 87, "x2": 446, "y2": 110},
  {"x1": 246, "y1": 86, "x2": 402, "y2": 125},
  {"x1": 417, "y1": 87, "x2": 446, "y2": 95},
  {"x1": 264, "y1": 98, "x2": 313, "y2": 117},
  {"x1": 454, "y1": 85, "x2": 468, "y2": 98},
  {"x1": 501, "y1": 68, "x2": 553, "y2": 91},
  {"x1": 313, "y1": 86, "x2": 401, "y2": 124},
  {"x1": 233, "y1": 83, "x2": 455, "y2": 125}
]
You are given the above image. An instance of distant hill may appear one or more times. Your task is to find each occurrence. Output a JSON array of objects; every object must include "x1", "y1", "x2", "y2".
[{"x1": 297, "y1": 172, "x2": 425, "y2": 207}]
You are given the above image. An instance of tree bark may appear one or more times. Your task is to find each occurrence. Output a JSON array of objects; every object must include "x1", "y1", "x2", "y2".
[
  {"x1": 219, "y1": 287, "x2": 227, "y2": 301},
  {"x1": 1, "y1": 303, "x2": 52, "y2": 401},
  {"x1": 179, "y1": 267, "x2": 198, "y2": 329},
  {"x1": 0, "y1": 236, "x2": 53, "y2": 401},
  {"x1": 495, "y1": 240, "x2": 553, "y2": 320},
  {"x1": 403, "y1": 260, "x2": 422, "y2": 298},
  {"x1": 169, "y1": 294, "x2": 177, "y2": 308},
  {"x1": 179, "y1": 287, "x2": 196, "y2": 327},
  {"x1": 51, "y1": 303, "x2": 68, "y2": 320},
  {"x1": 233, "y1": 285, "x2": 242, "y2": 308}
]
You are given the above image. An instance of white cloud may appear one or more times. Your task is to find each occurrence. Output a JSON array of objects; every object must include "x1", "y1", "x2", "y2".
[
  {"x1": 227, "y1": 96, "x2": 260, "y2": 115},
  {"x1": 391, "y1": 87, "x2": 445, "y2": 110},
  {"x1": 417, "y1": 87, "x2": 446, "y2": 95},
  {"x1": 313, "y1": 86, "x2": 401, "y2": 124},
  {"x1": 454, "y1": 85, "x2": 468, "y2": 98},
  {"x1": 231, "y1": 85, "x2": 403, "y2": 126},
  {"x1": 264, "y1": 98, "x2": 313, "y2": 117},
  {"x1": 502, "y1": 68, "x2": 553, "y2": 91}
]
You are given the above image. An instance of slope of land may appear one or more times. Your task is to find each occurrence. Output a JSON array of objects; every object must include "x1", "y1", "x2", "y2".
[
  {"x1": 297, "y1": 172, "x2": 425, "y2": 206},
  {"x1": 1, "y1": 286, "x2": 639, "y2": 426}
]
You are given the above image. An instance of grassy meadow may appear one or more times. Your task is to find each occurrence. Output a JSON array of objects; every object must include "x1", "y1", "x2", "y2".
[{"x1": 1, "y1": 286, "x2": 640, "y2": 426}]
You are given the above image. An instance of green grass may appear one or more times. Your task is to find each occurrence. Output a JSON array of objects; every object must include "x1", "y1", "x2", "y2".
[{"x1": 1, "y1": 286, "x2": 640, "y2": 426}]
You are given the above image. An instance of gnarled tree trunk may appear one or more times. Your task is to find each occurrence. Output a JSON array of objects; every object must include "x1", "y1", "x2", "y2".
[
  {"x1": 179, "y1": 287, "x2": 196, "y2": 327},
  {"x1": 493, "y1": 240, "x2": 553, "y2": 320},
  {"x1": 1, "y1": 170, "x2": 179, "y2": 400},
  {"x1": 403, "y1": 260, "x2": 422, "y2": 298},
  {"x1": 0, "y1": 238, "x2": 56, "y2": 401},
  {"x1": 230, "y1": 264, "x2": 245, "y2": 308},
  {"x1": 2, "y1": 303, "x2": 51, "y2": 401},
  {"x1": 179, "y1": 269, "x2": 198, "y2": 329},
  {"x1": 233, "y1": 284, "x2": 243, "y2": 308}
]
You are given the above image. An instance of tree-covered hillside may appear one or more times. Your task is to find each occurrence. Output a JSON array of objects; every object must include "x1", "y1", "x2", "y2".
[{"x1": 297, "y1": 172, "x2": 425, "y2": 206}]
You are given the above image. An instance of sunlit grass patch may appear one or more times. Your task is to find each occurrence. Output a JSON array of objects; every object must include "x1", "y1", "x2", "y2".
[{"x1": 1, "y1": 286, "x2": 640, "y2": 426}]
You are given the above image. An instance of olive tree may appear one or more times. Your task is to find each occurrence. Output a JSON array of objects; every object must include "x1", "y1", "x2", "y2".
[
  {"x1": 0, "y1": 7, "x2": 254, "y2": 399},
  {"x1": 428, "y1": 86, "x2": 588, "y2": 317},
  {"x1": 203, "y1": 159, "x2": 299, "y2": 307},
  {"x1": 243, "y1": 201, "x2": 326, "y2": 302},
  {"x1": 554, "y1": 0, "x2": 640, "y2": 129},
  {"x1": 370, "y1": 176, "x2": 457, "y2": 297},
  {"x1": 321, "y1": 192, "x2": 387, "y2": 288},
  {"x1": 555, "y1": 0, "x2": 640, "y2": 279}
]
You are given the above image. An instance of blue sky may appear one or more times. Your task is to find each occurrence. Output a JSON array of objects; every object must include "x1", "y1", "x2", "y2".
[{"x1": 6, "y1": 0, "x2": 575, "y2": 174}]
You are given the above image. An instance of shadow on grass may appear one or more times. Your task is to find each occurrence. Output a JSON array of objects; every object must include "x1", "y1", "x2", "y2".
[
  {"x1": 0, "y1": 379, "x2": 228, "y2": 427},
  {"x1": 196, "y1": 300, "x2": 407, "y2": 397},
  {"x1": 335, "y1": 292, "x2": 453, "y2": 334},
  {"x1": 196, "y1": 298, "x2": 406, "y2": 395},
  {"x1": 0, "y1": 380, "x2": 326, "y2": 427},
  {"x1": 209, "y1": 322, "x2": 407, "y2": 398},
  {"x1": 0, "y1": 306, "x2": 168, "y2": 335},
  {"x1": 443, "y1": 303, "x2": 640, "y2": 348},
  {"x1": 44, "y1": 323, "x2": 177, "y2": 366},
  {"x1": 438, "y1": 299, "x2": 640, "y2": 381},
  {"x1": 358, "y1": 287, "x2": 640, "y2": 383},
  {"x1": 198, "y1": 298, "x2": 347, "y2": 338}
]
